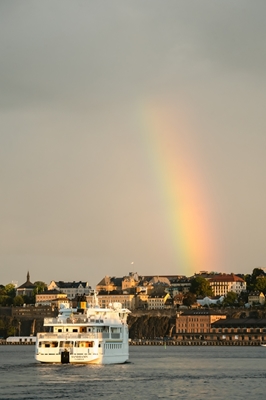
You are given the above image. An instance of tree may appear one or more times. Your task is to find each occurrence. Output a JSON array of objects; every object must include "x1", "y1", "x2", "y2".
[
  {"x1": 253, "y1": 276, "x2": 266, "y2": 294},
  {"x1": 190, "y1": 277, "x2": 213, "y2": 297},
  {"x1": 33, "y1": 281, "x2": 47, "y2": 295},
  {"x1": 0, "y1": 295, "x2": 13, "y2": 306},
  {"x1": 4, "y1": 283, "x2": 16, "y2": 298},
  {"x1": 223, "y1": 291, "x2": 238, "y2": 306},
  {"x1": 13, "y1": 295, "x2": 24, "y2": 306},
  {"x1": 183, "y1": 292, "x2": 196, "y2": 307},
  {"x1": 245, "y1": 268, "x2": 266, "y2": 292}
]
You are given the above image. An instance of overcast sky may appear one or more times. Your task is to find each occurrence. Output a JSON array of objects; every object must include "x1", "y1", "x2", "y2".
[{"x1": 1, "y1": 0, "x2": 266, "y2": 287}]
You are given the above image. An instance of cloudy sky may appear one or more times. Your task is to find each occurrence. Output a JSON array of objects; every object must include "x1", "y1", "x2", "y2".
[{"x1": 1, "y1": 0, "x2": 266, "y2": 287}]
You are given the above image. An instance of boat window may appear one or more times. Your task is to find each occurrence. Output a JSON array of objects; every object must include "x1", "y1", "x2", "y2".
[
  {"x1": 73, "y1": 329, "x2": 78, "y2": 332},
  {"x1": 39, "y1": 341, "x2": 58, "y2": 348},
  {"x1": 75, "y1": 341, "x2": 94, "y2": 348},
  {"x1": 59, "y1": 341, "x2": 73, "y2": 348}
]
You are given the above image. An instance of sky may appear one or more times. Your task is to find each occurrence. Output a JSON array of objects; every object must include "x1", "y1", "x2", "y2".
[{"x1": 1, "y1": 0, "x2": 266, "y2": 287}]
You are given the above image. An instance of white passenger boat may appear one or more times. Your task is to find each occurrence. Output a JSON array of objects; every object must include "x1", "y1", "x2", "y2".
[{"x1": 35, "y1": 295, "x2": 131, "y2": 364}]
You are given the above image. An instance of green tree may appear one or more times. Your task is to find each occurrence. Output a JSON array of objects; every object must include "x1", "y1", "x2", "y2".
[
  {"x1": 0, "y1": 295, "x2": 13, "y2": 306},
  {"x1": 33, "y1": 281, "x2": 47, "y2": 295},
  {"x1": 244, "y1": 269, "x2": 266, "y2": 293},
  {"x1": 223, "y1": 291, "x2": 238, "y2": 306},
  {"x1": 253, "y1": 276, "x2": 266, "y2": 294},
  {"x1": 13, "y1": 295, "x2": 24, "y2": 306},
  {"x1": 190, "y1": 277, "x2": 213, "y2": 297},
  {"x1": 4, "y1": 283, "x2": 16, "y2": 298}
]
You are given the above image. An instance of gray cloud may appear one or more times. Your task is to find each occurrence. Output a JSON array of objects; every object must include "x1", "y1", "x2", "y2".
[{"x1": 1, "y1": 0, "x2": 266, "y2": 286}]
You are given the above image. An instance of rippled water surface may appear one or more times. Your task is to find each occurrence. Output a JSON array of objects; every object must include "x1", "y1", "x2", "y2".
[{"x1": 1, "y1": 345, "x2": 266, "y2": 399}]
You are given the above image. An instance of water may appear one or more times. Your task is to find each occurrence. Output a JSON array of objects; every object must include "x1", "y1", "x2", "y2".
[{"x1": 0, "y1": 345, "x2": 265, "y2": 399}]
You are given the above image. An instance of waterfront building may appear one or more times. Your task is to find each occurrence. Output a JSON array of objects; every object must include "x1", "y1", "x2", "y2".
[
  {"x1": 208, "y1": 274, "x2": 246, "y2": 296},
  {"x1": 176, "y1": 309, "x2": 226, "y2": 334},
  {"x1": 210, "y1": 318, "x2": 266, "y2": 342}
]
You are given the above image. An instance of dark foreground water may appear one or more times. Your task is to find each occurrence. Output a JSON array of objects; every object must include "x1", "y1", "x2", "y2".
[{"x1": 0, "y1": 345, "x2": 265, "y2": 399}]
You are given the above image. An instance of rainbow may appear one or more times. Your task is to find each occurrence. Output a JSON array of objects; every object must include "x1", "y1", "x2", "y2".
[{"x1": 140, "y1": 101, "x2": 218, "y2": 275}]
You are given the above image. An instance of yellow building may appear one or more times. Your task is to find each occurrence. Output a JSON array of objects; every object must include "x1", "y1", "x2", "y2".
[
  {"x1": 35, "y1": 290, "x2": 69, "y2": 308},
  {"x1": 96, "y1": 276, "x2": 123, "y2": 292}
]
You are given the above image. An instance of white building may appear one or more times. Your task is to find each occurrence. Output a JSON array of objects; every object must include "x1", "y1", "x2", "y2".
[
  {"x1": 147, "y1": 293, "x2": 170, "y2": 310},
  {"x1": 48, "y1": 281, "x2": 92, "y2": 299},
  {"x1": 209, "y1": 274, "x2": 246, "y2": 297}
]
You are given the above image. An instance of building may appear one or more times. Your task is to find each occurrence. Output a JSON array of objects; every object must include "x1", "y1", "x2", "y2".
[
  {"x1": 35, "y1": 289, "x2": 69, "y2": 308},
  {"x1": 122, "y1": 272, "x2": 139, "y2": 291},
  {"x1": 16, "y1": 272, "x2": 35, "y2": 297},
  {"x1": 48, "y1": 281, "x2": 92, "y2": 299},
  {"x1": 86, "y1": 292, "x2": 136, "y2": 310},
  {"x1": 147, "y1": 293, "x2": 170, "y2": 310},
  {"x1": 208, "y1": 274, "x2": 246, "y2": 296},
  {"x1": 166, "y1": 277, "x2": 191, "y2": 296},
  {"x1": 248, "y1": 291, "x2": 265, "y2": 306},
  {"x1": 96, "y1": 276, "x2": 123, "y2": 292},
  {"x1": 176, "y1": 310, "x2": 226, "y2": 334},
  {"x1": 211, "y1": 318, "x2": 266, "y2": 342},
  {"x1": 135, "y1": 291, "x2": 149, "y2": 309}
]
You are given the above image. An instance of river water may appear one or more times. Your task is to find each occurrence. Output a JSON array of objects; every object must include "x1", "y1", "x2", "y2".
[{"x1": 0, "y1": 345, "x2": 265, "y2": 399}]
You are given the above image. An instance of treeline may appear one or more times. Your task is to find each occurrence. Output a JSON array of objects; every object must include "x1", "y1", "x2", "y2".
[{"x1": 0, "y1": 282, "x2": 47, "y2": 307}]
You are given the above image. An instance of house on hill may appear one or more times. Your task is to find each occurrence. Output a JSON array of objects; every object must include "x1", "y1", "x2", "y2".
[
  {"x1": 248, "y1": 291, "x2": 265, "y2": 306},
  {"x1": 16, "y1": 272, "x2": 35, "y2": 297},
  {"x1": 48, "y1": 280, "x2": 92, "y2": 299},
  {"x1": 209, "y1": 274, "x2": 246, "y2": 296}
]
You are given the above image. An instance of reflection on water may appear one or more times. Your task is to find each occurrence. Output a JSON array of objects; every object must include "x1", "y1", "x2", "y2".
[{"x1": 0, "y1": 345, "x2": 266, "y2": 399}]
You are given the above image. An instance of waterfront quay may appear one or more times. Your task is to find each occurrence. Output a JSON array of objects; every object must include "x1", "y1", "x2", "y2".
[
  {"x1": 0, "y1": 341, "x2": 34, "y2": 345},
  {"x1": 129, "y1": 339, "x2": 264, "y2": 346},
  {"x1": 1, "y1": 339, "x2": 264, "y2": 346}
]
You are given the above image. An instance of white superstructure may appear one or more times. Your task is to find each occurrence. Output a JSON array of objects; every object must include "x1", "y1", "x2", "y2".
[{"x1": 35, "y1": 295, "x2": 131, "y2": 364}]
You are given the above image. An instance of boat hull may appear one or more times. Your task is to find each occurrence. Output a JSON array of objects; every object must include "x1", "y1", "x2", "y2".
[{"x1": 35, "y1": 352, "x2": 129, "y2": 364}]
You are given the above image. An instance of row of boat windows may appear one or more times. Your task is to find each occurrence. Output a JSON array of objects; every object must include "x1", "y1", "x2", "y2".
[
  {"x1": 54, "y1": 327, "x2": 121, "y2": 333},
  {"x1": 105, "y1": 344, "x2": 122, "y2": 350},
  {"x1": 39, "y1": 341, "x2": 94, "y2": 348},
  {"x1": 38, "y1": 341, "x2": 122, "y2": 349}
]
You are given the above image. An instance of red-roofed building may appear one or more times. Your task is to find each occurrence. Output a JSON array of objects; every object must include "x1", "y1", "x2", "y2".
[{"x1": 209, "y1": 274, "x2": 246, "y2": 296}]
